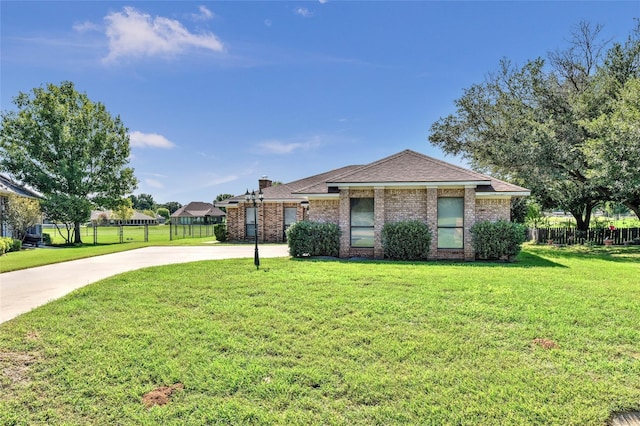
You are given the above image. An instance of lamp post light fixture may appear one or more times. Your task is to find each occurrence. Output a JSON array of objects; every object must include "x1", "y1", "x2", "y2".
[{"x1": 245, "y1": 188, "x2": 264, "y2": 269}]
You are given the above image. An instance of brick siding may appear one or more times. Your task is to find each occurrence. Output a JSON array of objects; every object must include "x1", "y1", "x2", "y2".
[
  {"x1": 227, "y1": 202, "x2": 306, "y2": 243},
  {"x1": 227, "y1": 189, "x2": 513, "y2": 261},
  {"x1": 309, "y1": 199, "x2": 340, "y2": 224},
  {"x1": 475, "y1": 198, "x2": 511, "y2": 222}
]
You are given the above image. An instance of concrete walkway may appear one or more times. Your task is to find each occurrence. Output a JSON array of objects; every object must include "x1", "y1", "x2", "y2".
[{"x1": 0, "y1": 245, "x2": 289, "y2": 324}]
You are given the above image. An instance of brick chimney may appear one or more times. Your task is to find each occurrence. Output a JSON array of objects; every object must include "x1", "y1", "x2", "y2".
[{"x1": 259, "y1": 176, "x2": 272, "y2": 190}]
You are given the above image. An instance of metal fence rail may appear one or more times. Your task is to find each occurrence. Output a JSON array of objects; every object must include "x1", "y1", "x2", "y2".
[{"x1": 169, "y1": 223, "x2": 219, "y2": 240}]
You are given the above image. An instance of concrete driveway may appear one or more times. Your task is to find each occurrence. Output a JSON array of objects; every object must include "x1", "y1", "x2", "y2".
[{"x1": 0, "y1": 245, "x2": 289, "y2": 324}]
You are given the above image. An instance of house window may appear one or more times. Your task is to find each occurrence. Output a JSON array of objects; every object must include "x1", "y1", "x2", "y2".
[
  {"x1": 246, "y1": 207, "x2": 257, "y2": 238},
  {"x1": 438, "y1": 197, "x2": 464, "y2": 249},
  {"x1": 351, "y1": 198, "x2": 374, "y2": 247},
  {"x1": 284, "y1": 207, "x2": 297, "y2": 240}
]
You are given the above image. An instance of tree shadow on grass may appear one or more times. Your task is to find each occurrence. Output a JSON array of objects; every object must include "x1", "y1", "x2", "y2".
[
  {"x1": 290, "y1": 251, "x2": 565, "y2": 268},
  {"x1": 525, "y1": 244, "x2": 640, "y2": 265}
]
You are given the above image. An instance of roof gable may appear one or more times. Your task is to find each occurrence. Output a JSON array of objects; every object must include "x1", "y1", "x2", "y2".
[
  {"x1": 221, "y1": 165, "x2": 363, "y2": 204},
  {"x1": 328, "y1": 150, "x2": 491, "y2": 185},
  {"x1": 222, "y1": 149, "x2": 529, "y2": 201},
  {"x1": 171, "y1": 201, "x2": 225, "y2": 217}
]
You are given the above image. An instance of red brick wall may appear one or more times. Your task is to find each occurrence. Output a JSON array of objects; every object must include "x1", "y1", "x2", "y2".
[
  {"x1": 225, "y1": 206, "x2": 242, "y2": 241},
  {"x1": 226, "y1": 189, "x2": 514, "y2": 261},
  {"x1": 227, "y1": 202, "x2": 305, "y2": 243},
  {"x1": 475, "y1": 198, "x2": 511, "y2": 222},
  {"x1": 384, "y1": 188, "x2": 428, "y2": 222},
  {"x1": 309, "y1": 199, "x2": 340, "y2": 224}
]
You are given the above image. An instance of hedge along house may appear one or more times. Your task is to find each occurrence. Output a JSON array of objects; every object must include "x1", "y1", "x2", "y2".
[{"x1": 221, "y1": 150, "x2": 529, "y2": 260}]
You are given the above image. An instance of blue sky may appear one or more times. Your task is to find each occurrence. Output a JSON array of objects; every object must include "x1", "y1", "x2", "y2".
[{"x1": 2, "y1": 1, "x2": 638, "y2": 205}]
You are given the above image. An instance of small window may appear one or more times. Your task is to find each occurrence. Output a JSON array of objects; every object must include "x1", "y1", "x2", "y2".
[
  {"x1": 246, "y1": 207, "x2": 256, "y2": 237},
  {"x1": 283, "y1": 207, "x2": 298, "y2": 240},
  {"x1": 351, "y1": 198, "x2": 374, "y2": 247},
  {"x1": 437, "y1": 198, "x2": 464, "y2": 249}
]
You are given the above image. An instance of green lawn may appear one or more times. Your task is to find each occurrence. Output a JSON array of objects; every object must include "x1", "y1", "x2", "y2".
[
  {"x1": 44, "y1": 224, "x2": 216, "y2": 245},
  {"x1": 0, "y1": 237, "x2": 222, "y2": 273},
  {"x1": 1, "y1": 245, "x2": 639, "y2": 425}
]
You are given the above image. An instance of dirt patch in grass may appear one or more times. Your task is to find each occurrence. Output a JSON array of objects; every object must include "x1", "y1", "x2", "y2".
[
  {"x1": 0, "y1": 352, "x2": 38, "y2": 386},
  {"x1": 532, "y1": 338, "x2": 559, "y2": 349},
  {"x1": 142, "y1": 383, "x2": 184, "y2": 408},
  {"x1": 26, "y1": 330, "x2": 40, "y2": 341}
]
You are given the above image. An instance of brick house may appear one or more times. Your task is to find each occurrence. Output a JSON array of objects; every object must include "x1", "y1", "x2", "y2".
[
  {"x1": 221, "y1": 150, "x2": 529, "y2": 260},
  {"x1": 170, "y1": 202, "x2": 226, "y2": 225}
]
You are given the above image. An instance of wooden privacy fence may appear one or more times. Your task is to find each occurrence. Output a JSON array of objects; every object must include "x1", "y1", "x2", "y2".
[{"x1": 529, "y1": 227, "x2": 640, "y2": 245}]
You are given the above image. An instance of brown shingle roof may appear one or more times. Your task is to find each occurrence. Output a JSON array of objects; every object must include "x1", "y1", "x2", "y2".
[
  {"x1": 220, "y1": 165, "x2": 363, "y2": 203},
  {"x1": 294, "y1": 150, "x2": 528, "y2": 195},
  {"x1": 90, "y1": 210, "x2": 157, "y2": 221},
  {"x1": 171, "y1": 202, "x2": 226, "y2": 218},
  {"x1": 476, "y1": 179, "x2": 530, "y2": 194},
  {"x1": 329, "y1": 149, "x2": 491, "y2": 184},
  {"x1": 221, "y1": 149, "x2": 529, "y2": 202}
]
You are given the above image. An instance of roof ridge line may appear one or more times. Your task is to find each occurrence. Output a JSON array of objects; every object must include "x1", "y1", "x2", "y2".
[{"x1": 326, "y1": 150, "x2": 414, "y2": 182}]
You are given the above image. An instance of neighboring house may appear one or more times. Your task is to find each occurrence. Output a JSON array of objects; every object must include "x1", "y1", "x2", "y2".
[
  {"x1": 170, "y1": 202, "x2": 226, "y2": 225},
  {"x1": 90, "y1": 210, "x2": 158, "y2": 226},
  {"x1": 0, "y1": 174, "x2": 43, "y2": 238},
  {"x1": 220, "y1": 149, "x2": 529, "y2": 260}
]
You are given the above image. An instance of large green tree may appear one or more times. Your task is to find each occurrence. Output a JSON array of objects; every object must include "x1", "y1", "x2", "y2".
[
  {"x1": 429, "y1": 22, "x2": 640, "y2": 228},
  {"x1": 158, "y1": 201, "x2": 182, "y2": 214},
  {"x1": 0, "y1": 81, "x2": 137, "y2": 243},
  {"x1": 583, "y1": 78, "x2": 640, "y2": 219},
  {"x1": 129, "y1": 193, "x2": 155, "y2": 211}
]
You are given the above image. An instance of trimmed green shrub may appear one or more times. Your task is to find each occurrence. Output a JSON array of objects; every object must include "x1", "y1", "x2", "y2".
[
  {"x1": 10, "y1": 239, "x2": 22, "y2": 252},
  {"x1": 42, "y1": 233, "x2": 52, "y2": 245},
  {"x1": 287, "y1": 221, "x2": 340, "y2": 257},
  {"x1": 0, "y1": 237, "x2": 9, "y2": 255},
  {"x1": 381, "y1": 220, "x2": 432, "y2": 260},
  {"x1": 0, "y1": 237, "x2": 21, "y2": 255},
  {"x1": 471, "y1": 220, "x2": 526, "y2": 261},
  {"x1": 214, "y1": 224, "x2": 227, "y2": 242}
]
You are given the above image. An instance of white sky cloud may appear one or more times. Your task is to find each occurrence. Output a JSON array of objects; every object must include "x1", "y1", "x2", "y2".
[
  {"x1": 205, "y1": 175, "x2": 239, "y2": 187},
  {"x1": 73, "y1": 21, "x2": 99, "y2": 33},
  {"x1": 258, "y1": 136, "x2": 321, "y2": 154},
  {"x1": 145, "y1": 178, "x2": 164, "y2": 189},
  {"x1": 103, "y1": 6, "x2": 224, "y2": 62},
  {"x1": 319, "y1": 0, "x2": 328, "y2": 3},
  {"x1": 129, "y1": 131, "x2": 176, "y2": 149},
  {"x1": 295, "y1": 8, "x2": 313, "y2": 18},
  {"x1": 191, "y1": 5, "x2": 214, "y2": 21}
]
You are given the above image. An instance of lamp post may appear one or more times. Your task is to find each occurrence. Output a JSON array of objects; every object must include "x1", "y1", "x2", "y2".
[{"x1": 245, "y1": 188, "x2": 263, "y2": 269}]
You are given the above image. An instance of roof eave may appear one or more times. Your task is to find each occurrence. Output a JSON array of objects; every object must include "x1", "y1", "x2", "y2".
[
  {"x1": 327, "y1": 180, "x2": 491, "y2": 188},
  {"x1": 476, "y1": 191, "x2": 531, "y2": 197}
]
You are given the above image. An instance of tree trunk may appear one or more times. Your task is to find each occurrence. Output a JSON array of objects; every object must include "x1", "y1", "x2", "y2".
[
  {"x1": 624, "y1": 202, "x2": 640, "y2": 221},
  {"x1": 571, "y1": 203, "x2": 594, "y2": 232},
  {"x1": 74, "y1": 221, "x2": 83, "y2": 244}
]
